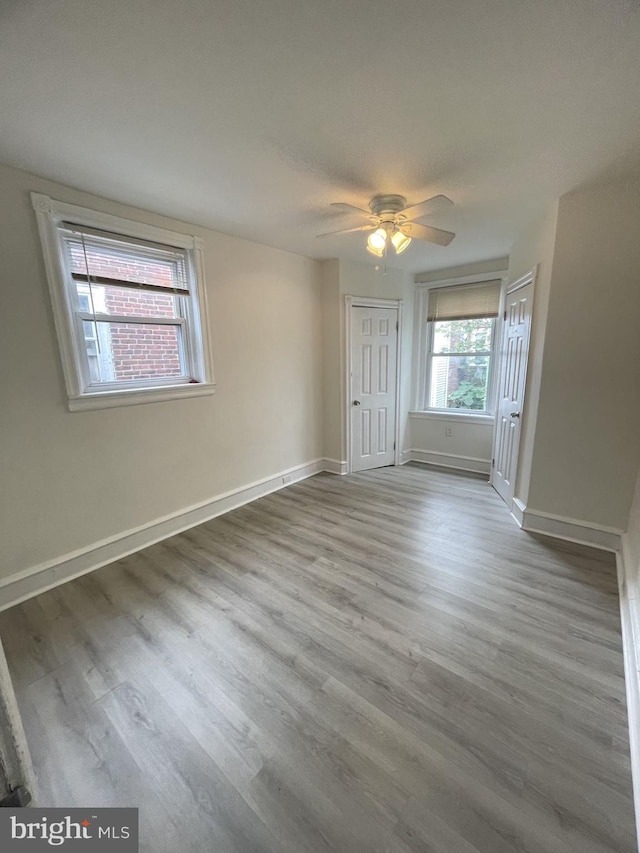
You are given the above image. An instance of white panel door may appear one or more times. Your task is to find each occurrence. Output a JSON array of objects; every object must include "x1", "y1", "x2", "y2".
[
  {"x1": 350, "y1": 306, "x2": 398, "y2": 472},
  {"x1": 492, "y1": 281, "x2": 533, "y2": 505}
]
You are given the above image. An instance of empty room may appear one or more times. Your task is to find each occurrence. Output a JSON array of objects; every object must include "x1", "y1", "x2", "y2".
[{"x1": 1, "y1": 2, "x2": 640, "y2": 852}]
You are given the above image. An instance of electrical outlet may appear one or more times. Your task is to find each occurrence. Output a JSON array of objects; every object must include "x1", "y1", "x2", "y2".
[
  {"x1": 282, "y1": 474, "x2": 292, "y2": 485},
  {"x1": 445, "y1": 426, "x2": 453, "y2": 437}
]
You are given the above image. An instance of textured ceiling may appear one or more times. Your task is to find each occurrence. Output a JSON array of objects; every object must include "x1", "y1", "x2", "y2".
[{"x1": 1, "y1": 0, "x2": 639, "y2": 272}]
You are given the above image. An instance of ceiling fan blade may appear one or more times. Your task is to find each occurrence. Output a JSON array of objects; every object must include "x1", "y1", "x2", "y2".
[
  {"x1": 399, "y1": 221, "x2": 455, "y2": 247},
  {"x1": 316, "y1": 224, "x2": 377, "y2": 238},
  {"x1": 400, "y1": 194, "x2": 453, "y2": 221},
  {"x1": 330, "y1": 202, "x2": 376, "y2": 221}
]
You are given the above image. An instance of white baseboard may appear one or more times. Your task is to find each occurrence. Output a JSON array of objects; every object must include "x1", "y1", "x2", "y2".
[
  {"x1": 406, "y1": 449, "x2": 491, "y2": 476},
  {"x1": 510, "y1": 497, "x2": 526, "y2": 527},
  {"x1": 516, "y1": 504, "x2": 623, "y2": 552},
  {"x1": 0, "y1": 458, "x2": 332, "y2": 613},
  {"x1": 323, "y1": 458, "x2": 348, "y2": 475},
  {"x1": 616, "y1": 545, "x2": 640, "y2": 853}
]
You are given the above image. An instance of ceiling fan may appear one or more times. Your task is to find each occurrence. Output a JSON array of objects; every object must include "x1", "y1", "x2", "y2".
[{"x1": 317, "y1": 193, "x2": 455, "y2": 257}]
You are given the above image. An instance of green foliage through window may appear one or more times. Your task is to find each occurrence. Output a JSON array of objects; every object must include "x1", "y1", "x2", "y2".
[{"x1": 428, "y1": 318, "x2": 494, "y2": 412}]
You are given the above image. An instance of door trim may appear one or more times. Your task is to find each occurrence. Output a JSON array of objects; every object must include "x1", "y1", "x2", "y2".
[
  {"x1": 506, "y1": 267, "x2": 536, "y2": 295},
  {"x1": 489, "y1": 266, "x2": 537, "y2": 498},
  {"x1": 345, "y1": 296, "x2": 403, "y2": 475},
  {"x1": 0, "y1": 636, "x2": 36, "y2": 802}
]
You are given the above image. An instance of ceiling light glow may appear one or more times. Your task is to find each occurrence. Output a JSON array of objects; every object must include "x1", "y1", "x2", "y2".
[
  {"x1": 391, "y1": 230, "x2": 412, "y2": 254},
  {"x1": 367, "y1": 228, "x2": 387, "y2": 257}
]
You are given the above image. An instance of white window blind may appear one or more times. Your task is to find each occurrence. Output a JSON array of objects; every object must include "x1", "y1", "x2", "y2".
[
  {"x1": 62, "y1": 223, "x2": 190, "y2": 296},
  {"x1": 427, "y1": 280, "x2": 501, "y2": 322}
]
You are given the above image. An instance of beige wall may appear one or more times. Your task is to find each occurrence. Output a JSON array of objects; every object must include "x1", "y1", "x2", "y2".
[
  {"x1": 338, "y1": 259, "x2": 406, "y2": 302},
  {"x1": 527, "y1": 177, "x2": 640, "y2": 529},
  {"x1": 320, "y1": 259, "x2": 342, "y2": 463},
  {"x1": 320, "y1": 258, "x2": 412, "y2": 466},
  {"x1": 0, "y1": 164, "x2": 323, "y2": 580},
  {"x1": 409, "y1": 417, "x2": 494, "y2": 467},
  {"x1": 624, "y1": 471, "x2": 640, "y2": 589},
  {"x1": 508, "y1": 201, "x2": 559, "y2": 505}
]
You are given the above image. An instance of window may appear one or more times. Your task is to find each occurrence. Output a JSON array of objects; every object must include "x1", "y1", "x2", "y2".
[
  {"x1": 32, "y1": 193, "x2": 214, "y2": 410},
  {"x1": 419, "y1": 279, "x2": 501, "y2": 415}
]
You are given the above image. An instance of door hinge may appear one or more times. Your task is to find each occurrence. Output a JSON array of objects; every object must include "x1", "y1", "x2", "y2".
[
  {"x1": 492, "y1": 457, "x2": 495, "y2": 467},
  {"x1": 393, "y1": 441, "x2": 396, "y2": 450},
  {"x1": 503, "y1": 310, "x2": 507, "y2": 321},
  {"x1": 396, "y1": 320, "x2": 399, "y2": 331}
]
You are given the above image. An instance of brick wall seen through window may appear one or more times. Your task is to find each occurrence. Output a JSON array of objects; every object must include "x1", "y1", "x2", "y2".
[{"x1": 69, "y1": 246, "x2": 183, "y2": 381}]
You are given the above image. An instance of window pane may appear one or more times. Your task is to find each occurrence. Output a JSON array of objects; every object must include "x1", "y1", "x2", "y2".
[
  {"x1": 67, "y1": 239, "x2": 186, "y2": 290},
  {"x1": 84, "y1": 322, "x2": 184, "y2": 383},
  {"x1": 429, "y1": 355, "x2": 490, "y2": 411},
  {"x1": 432, "y1": 318, "x2": 494, "y2": 353},
  {"x1": 75, "y1": 282, "x2": 179, "y2": 319},
  {"x1": 82, "y1": 319, "x2": 96, "y2": 343}
]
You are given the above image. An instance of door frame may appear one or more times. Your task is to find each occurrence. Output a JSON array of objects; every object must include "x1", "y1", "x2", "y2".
[
  {"x1": 489, "y1": 266, "x2": 537, "y2": 502},
  {"x1": 0, "y1": 635, "x2": 36, "y2": 804},
  {"x1": 345, "y1": 296, "x2": 403, "y2": 474}
]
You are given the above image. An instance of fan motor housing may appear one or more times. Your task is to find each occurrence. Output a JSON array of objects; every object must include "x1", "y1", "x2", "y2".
[{"x1": 369, "y1": 194, "x2": 407, "y2": 218}]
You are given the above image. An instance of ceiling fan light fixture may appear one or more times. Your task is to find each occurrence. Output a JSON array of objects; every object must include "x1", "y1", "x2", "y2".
[
  {"x1": 318, "y1": 193, "x2": 455, "y2": 254},
  {"x1": 366, "y1": 228, "x2": 387, "y2": 256},
  {"x1": 391, "y1": 230, "x2": 412, "y2": 254}
]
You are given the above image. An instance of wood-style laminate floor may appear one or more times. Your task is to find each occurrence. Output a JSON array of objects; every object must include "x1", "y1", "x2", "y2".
[{"x1": 0, "y1": 465, "x2": 635, "y2": 853}]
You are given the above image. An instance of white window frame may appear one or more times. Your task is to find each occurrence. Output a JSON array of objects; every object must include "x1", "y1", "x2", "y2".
[
  {"x1": 32, "y1": 193, "x2": 215, "y2": 411},
  {"x1": 412, "y1": 272, "x2": 507, "y2": 422}
]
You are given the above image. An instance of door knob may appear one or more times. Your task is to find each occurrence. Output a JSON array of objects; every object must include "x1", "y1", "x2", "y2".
[
  {"x1": 353, "y1": 400, "x2": 361, "y2": 406},
  {"x1": 510, "y1": 411, "x2": 521, "y2": 418}
]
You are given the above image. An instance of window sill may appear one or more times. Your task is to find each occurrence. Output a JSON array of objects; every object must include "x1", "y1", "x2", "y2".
[
  {"x1": 68, "y1": 382, "x2": 216, "y2": 412},
  {"x1": 409, "y1": 410, "x2": 495, "y2": 425}
]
